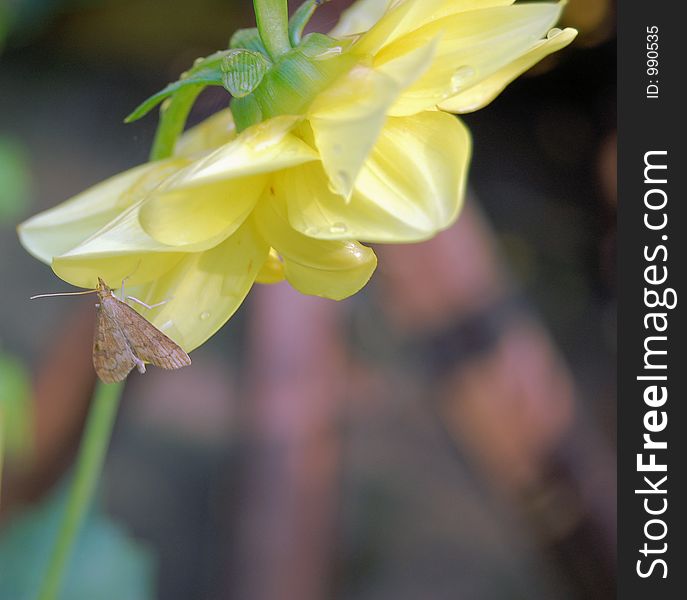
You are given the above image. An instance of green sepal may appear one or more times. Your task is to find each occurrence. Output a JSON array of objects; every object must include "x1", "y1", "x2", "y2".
[
  {"x1": 124, "y1": 50, "x2": 236, "y2": 123},
  {"x1": 230, "y1": 95, "x2": 264, "y2": 133},
  {"x1": 149, "y1": 85, "x2": 204, "y2": 161},
  {"x1": 230, "y1": 27, "x2": 268, "y2": 55},
  {"x1": 221, "y1": 49, "x2": 271, "y2": 98},
  {"x1": 289, "y1": 1, "x2": 329, "y2": 46},
  {"x1": 251, "y1": 33, "x2": 354, "y2": 119}
]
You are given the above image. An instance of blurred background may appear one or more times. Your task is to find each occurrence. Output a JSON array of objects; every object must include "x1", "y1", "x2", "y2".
[{"x1": 0, "y1": 1, "x2": 616, "y2": 599}]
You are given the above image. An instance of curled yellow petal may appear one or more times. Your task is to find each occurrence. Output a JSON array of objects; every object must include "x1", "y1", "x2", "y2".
[
  {"x1": 253, "y1": 196, "x2": 377, "y2": 300},
  {"x1": 140, "y1": 116, "x2": 319, "y2": 247},
  {"x1": 139, "y1": 174, "x2": 266, "y2": 248},
  {"x1": 308, "y1": 40, "x2": 433, "y2": 199},
  {"x1": 356, "y1": 0, "x2": 515, "y2": 55},
  {"x1": 308, "y1": 64, "x2": 401, "y2": 200}
]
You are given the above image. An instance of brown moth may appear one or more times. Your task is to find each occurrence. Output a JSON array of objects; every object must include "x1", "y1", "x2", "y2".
[{"x1": 32, "y1": 277, "x2": 191, "y2": 383}]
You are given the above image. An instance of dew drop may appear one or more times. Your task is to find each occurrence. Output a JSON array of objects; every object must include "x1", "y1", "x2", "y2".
[
  {"x1": 336, "y1": 170, "x2": 351, "y2": 192},
  {"x1": 305, "y1": 226, "x2": 320, "y2": 236},
  {"x1": 329, "y1": 222, "x2": 348, "y2": 235},
  {"x1": 547, "y1": 28, "x2": 563, "y2": 39},
  {"x1": 200, "y1": 311, "x2": 211, "y2": 321},
  {"x1": 450, "y1": 66, "x2": 476, "y2": 93}
]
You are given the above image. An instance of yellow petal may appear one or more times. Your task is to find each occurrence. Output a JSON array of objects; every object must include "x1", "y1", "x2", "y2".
[
  {"x1": 17, "y1": 159, "x2": 187, "y2": 263},
  {"x1": 329, "y1": 0, "x2": 395, "y2": 39},
  {"x1": 438, "y1": 27, "x2": 578, "y2": 113},
  {"x1": 140, "y1": 116, "x2": 318, "y2": 247},
  {"x1": 53, "y1": 252, "x2": 186, "y2": 292},
  {"x1": 139, "y1": 174, "x2": 267, "y2": 248},
  {"x1": 308, "y1": 65, "x2": 398, "y2": 200},
  {"x1": 255, "y1": 248, "x2": 286, "y2": 284},
  {"x1": 174, "y1": 108, "x2": 237, "y2": 158},
  {"x1": 52, "y1": 202, "x2": 188, "y2": 289},
  {"x1": 130, "y1": 220, "x2": 269, "y2": 352},
  {"x1": 381, "y1": 2, "x2": 565, "y2": 115},
  {"x1": 253, "y1": 197, "x2": 377, "y2": 300},
  {"x1": 168, "y1": 116, "x2": 313, "y2": 188},
  {"x1": 283, "y1": 111, "x2": 470, "y2": 242},
  {"x1": 308, "y1": 41, "x2": 433, "y2": 199},
  {"x1": 356, "y1": 0, "x2": 515, "y2": 54}
]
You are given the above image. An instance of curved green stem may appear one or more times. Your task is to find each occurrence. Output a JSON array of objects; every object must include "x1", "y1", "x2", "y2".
[
  {"x1": 253, "y1": 0, "x2": 291, "y2": 60},
  {"x1": 37, "y1": 381, "x2": 124, "y2": 600}
]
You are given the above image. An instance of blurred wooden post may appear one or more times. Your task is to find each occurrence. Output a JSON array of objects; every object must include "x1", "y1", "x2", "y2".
[{"x1": 231, "y1": 283, "x2": 345, "y2": 600}]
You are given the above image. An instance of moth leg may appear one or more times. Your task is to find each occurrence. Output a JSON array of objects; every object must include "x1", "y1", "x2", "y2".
[
  {"x1": 119, "y1": 260, "x2": 143, "y2": 301},
  {"x1": 127, "y1": 296, "x2": 169, "y2": 311},
  {"x1": 134, "y1": 357, "x2": 146, "y2": 374}
]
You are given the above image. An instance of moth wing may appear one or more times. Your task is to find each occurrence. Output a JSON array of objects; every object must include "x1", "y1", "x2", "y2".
[
  {"x1": 112, "y1": 300, "x2": 192, "y2": 370},
  {"x1": 93, "y1": 302, "x2": 138, "y2": 383}
]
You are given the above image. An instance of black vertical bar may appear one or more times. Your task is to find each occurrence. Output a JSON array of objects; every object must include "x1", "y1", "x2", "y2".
[{"x1": 618, "y1": 1, "x2": 686, "y2": 597}]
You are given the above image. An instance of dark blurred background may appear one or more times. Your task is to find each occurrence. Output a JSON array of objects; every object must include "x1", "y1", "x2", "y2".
[{"x1": 0, "y1": 1, "x2": 616, "y2": 599}]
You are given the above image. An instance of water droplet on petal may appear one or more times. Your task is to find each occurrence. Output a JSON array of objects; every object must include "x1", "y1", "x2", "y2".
[
  {"x1": 329, "y1": 222, "x2": 348, "y2": 235},
  {"x1": 547, "y1": 28, "x2": 563, "y2": 39},
  {"x1": 159, "y1": 320, "x2": 174, "y2": 331},
  {"x1": 200, "y1": 311, "x2": 211, "y2": 321},
  {"x1": 450, "y1": 66, "x2": 476, "y2": 93},
  {"x1": 336, "y1": 170, "x2": 351, "y2": 192},
  {"x1": 305, "y1": 226, "x2": 320, "y2": 236}
]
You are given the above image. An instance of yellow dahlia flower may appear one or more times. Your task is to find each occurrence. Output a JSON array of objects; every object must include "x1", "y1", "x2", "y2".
[{"x1": 18, "y1": 0, "x2": 576, "y2": 352}]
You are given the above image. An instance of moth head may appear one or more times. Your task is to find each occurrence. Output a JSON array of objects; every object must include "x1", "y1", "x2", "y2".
[{"x1": 97, "y1": 277, "x2": 112, "y2": 294}]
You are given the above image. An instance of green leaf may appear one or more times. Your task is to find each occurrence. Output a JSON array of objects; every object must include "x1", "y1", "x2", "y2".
[
  {"x1": 220, "y1": 49, "x2": 270, "y2": 98},
  {"x1": 148, "y1": 85, "x2": 204, "y2": 161},
  {"x1": 0, "y1": 484, "x2": 156, "y2": 600},
  {"x1": 229, "y1": 27, "x2": 268, "y2": 55}
]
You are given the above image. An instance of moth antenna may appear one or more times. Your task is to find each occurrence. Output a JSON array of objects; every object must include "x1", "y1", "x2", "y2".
[{"x1": 30, "y1": 289, "x2": 99, "y2": 300}]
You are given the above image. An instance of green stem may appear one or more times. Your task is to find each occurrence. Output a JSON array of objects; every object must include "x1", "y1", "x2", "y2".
[
  {"x1": 253, "y1": 0, "x2": 291, "y2": 60},
  {"x1": 0, "y1": 416, "x2": 4, "y2": 507},
  {"x1": 37, "y1": 381, "x2": 124, "y2": 600}
]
